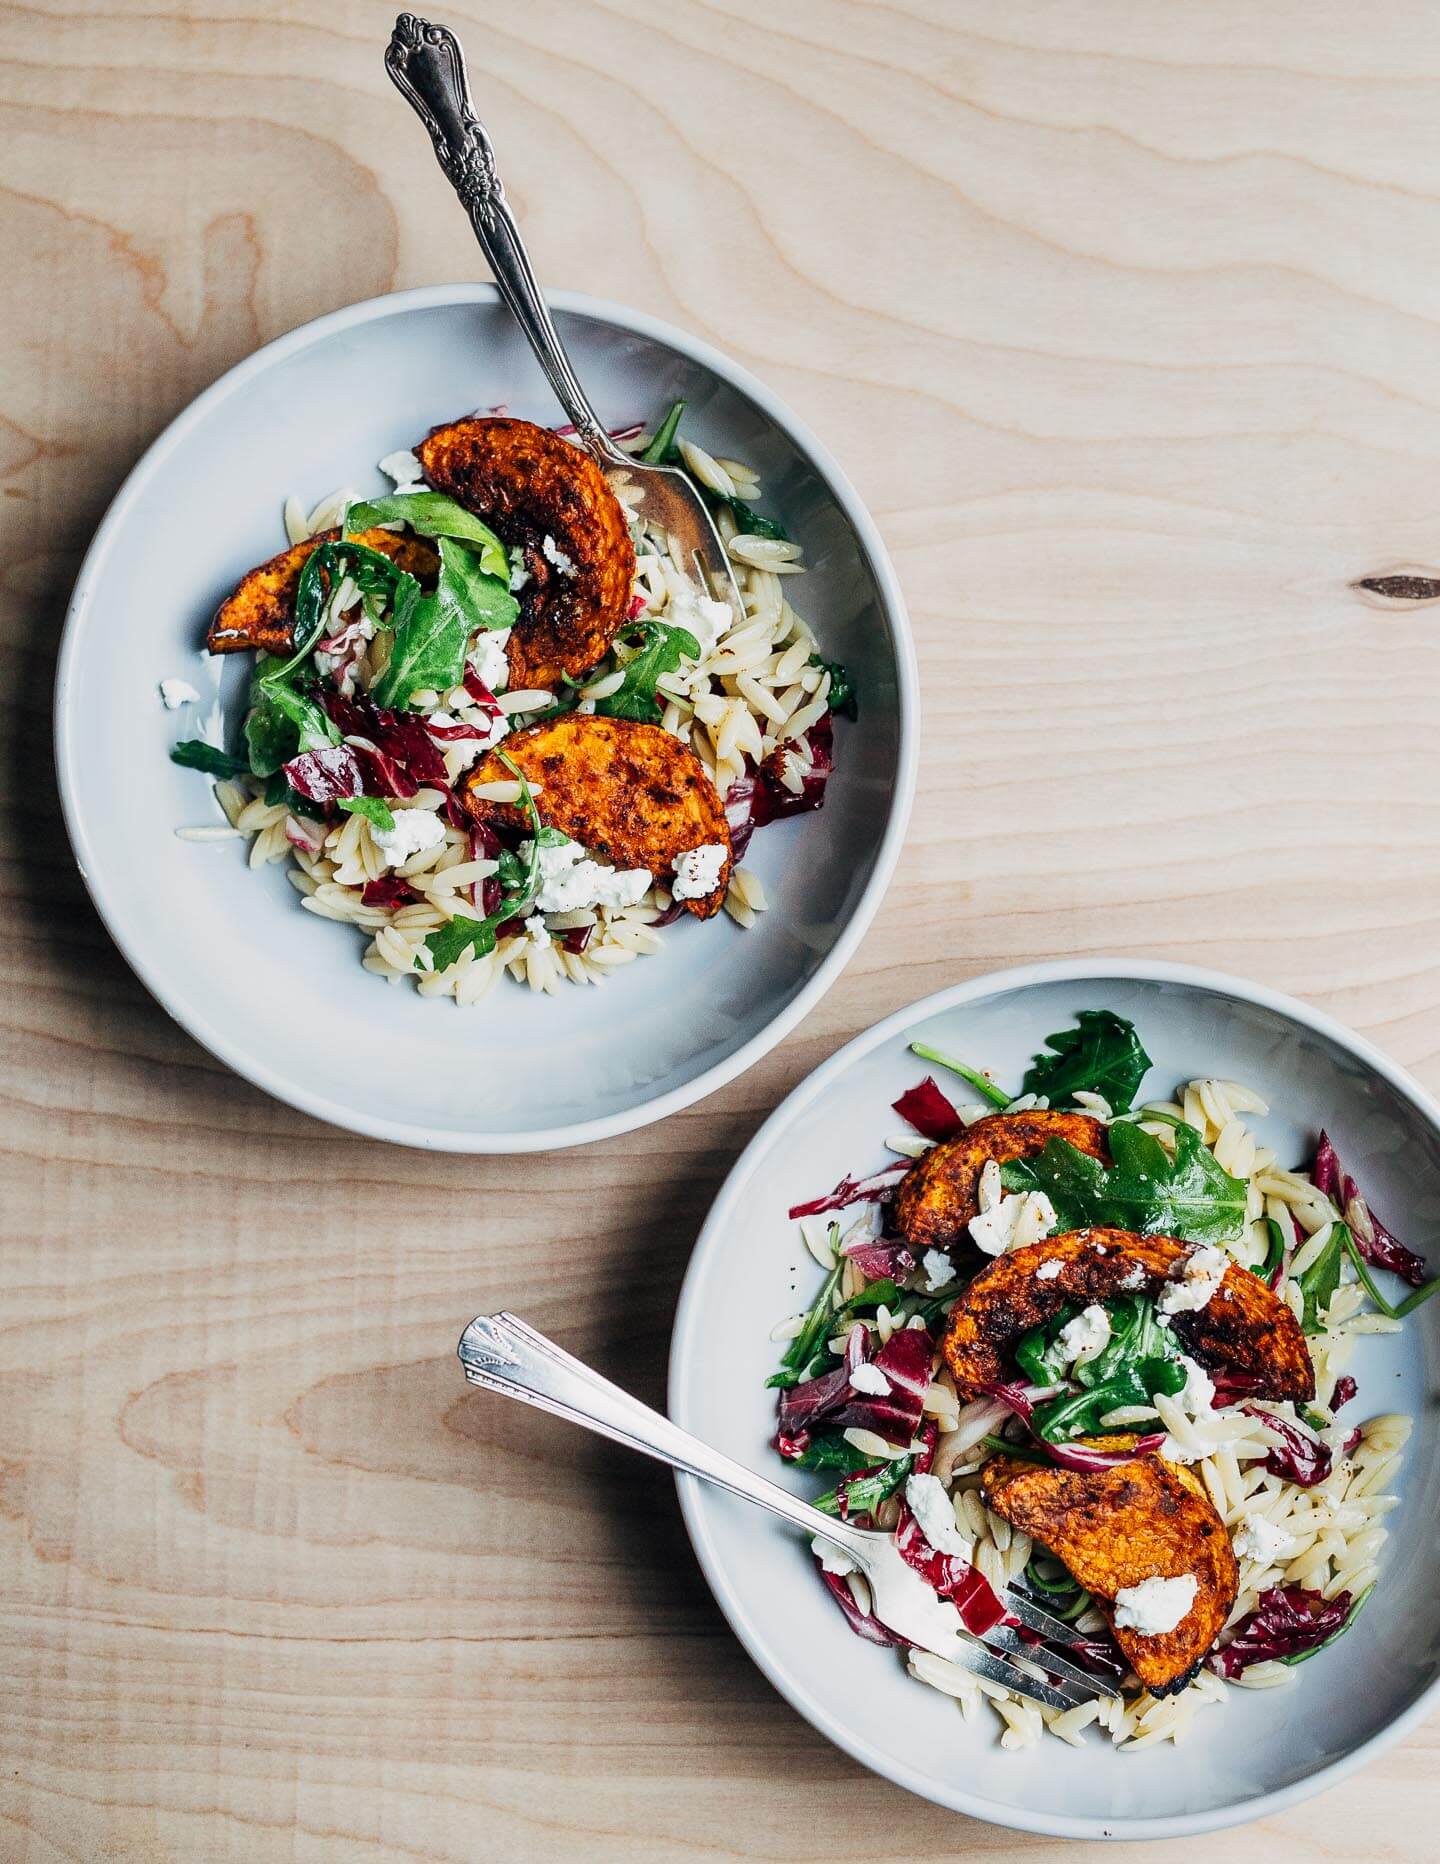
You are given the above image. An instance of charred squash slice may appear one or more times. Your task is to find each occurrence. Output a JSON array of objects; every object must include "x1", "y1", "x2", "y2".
[
  {"x1": 206, "y1": 528, "x2": 439, "y2": 656},
  {"x1": 893, "y1": 1110, "x2": 1110, "y2": 1257},
  {"x1": 941, "y1": 1227, "x2": 1314, "y2": 1403},
  {"x1": 457, "y1": 713, "x2": 732, "y2": 918},
  {"x1": 417, "y1": 415, "x2": 636, "y2": 691},
  {"x1": 982, "y1": 1452, "x2": 1238, "y2": 1695}
]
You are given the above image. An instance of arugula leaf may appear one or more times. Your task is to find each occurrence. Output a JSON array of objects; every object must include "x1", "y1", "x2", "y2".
[
  {"x1": 641, "y1": 399, "x2": 686, "y2": 465},
  {"x1": 1294, "y1": 1219, "x2": 1344, "y2": 1335},
  {"x1": 1255, "y1": 1216, "x2": 1287, "y2": 1285},
  {"x1": 1022, "y1": 1010, "x2": 1153, "y2": 1114},
  {"x1": 907, "y1": 1040, "x2": 1012, "y2": 1110},
  {"x1": 593, "y1": 620, "x2": 701, "y2": 725},
  {"x1": 1002, "y1": 1120, "x2": 1247, "y2": 1245},
  {"x1": 790, "y1": 1431, "x2": 873, "y2": 1475},
  {"x1": 170, "y1": 740, "x2": 246, "y2": 779},
  {"x1": 279, "y1": 539, "x2": 416, "y2": 684},
  {"x1": 371, "y1": 536, "x2": 517, "y2": 710},
  {"x1": 767, "y1": 1249, "x2": 844, "y2": 1391},
  {"x1": 1017, "y1": 1293, "x2": 1189, "y2": 1442},
  {"x1": 810, "y1": 1453, "x2": 914, "y2": 1520},
  {"x1": 423, "y1": 912, "x2": 500, "y2": 971},
  {"x1": 243, "y1": 655, "x2": 339, "y2": 776},
  {"x1": 811, "y1": 655, "x2": 858, "y2": 721},
  {"x1": 263, "y1": 772, "x2": 312, "y2": 813},
  {"x1": 344, "y1": 493, "x2": 510, "y2": 580},
  {"x1": 419, "y1": 753, "x2": 543, "y2": 972},
  {"x1": 337, "y1": 796, "x2": 396, "y2": 833}
]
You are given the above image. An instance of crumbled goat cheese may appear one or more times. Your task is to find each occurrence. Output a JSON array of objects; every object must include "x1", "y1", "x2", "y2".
[
  {"x1": 159, "y1": 677, "x2": 201, "y2": 709},
  {"x1": 469, "y1": 628, "x2": 512, "y2": 694},
  {"x1": 968, "y1": 1159, "x2": 1059, "y2": 1257},
  {"x1": 1175, "y1": 1355, "x2": 1215, "y2": 1416},
  {"x1": 1035, "y1": 1259, "x2": 1063, "y2": 1282},
  {"x1": 508, "y1": 552, "x2": 531, "y2": 594},
  {"x1": 372, "y1": 808, "x2": 448, "y2": 864},
  {"x1": 904, "y1": 1473, "x2": 973, "y2": 1560},
  {"x1": 379, "y1": 447, "x2": 424, "y2": 490},
  {"x1": 541, "y1": 534, "x2": 576, "y2": 575},
  {"x1": 671, "y1": 842, "x2": 727, "y2": 901},
  {"x1": 1233, "y1": 1512, "x2": 1296, "y2": 1565},
  {"x1": 522, "y1": 913, "x2": 550, "y2": 946},
  {"x1": 1120, "y1": 1263, "x2": 1147, "y2": 1291},
  {"x1": 811, "y1": 1535, "x2": 856, "y2": 1576},
  {"x1": 1158, "y1": 1244, "x2": 1229, "y2": 1315},
  {"x1": 848, "y1": 1362, "x2": 892, "y2": 1397},
  {"x1": 1058, "y1": 1304, "x2": 1111, "y2": 1366},
  {"x1": 663, "y1": 575, "x2": 733, "y2": 658},
  {"x1": 921, "y1": 1248, "x2": 954, "y2": 1294},
  {"x1": 522, "y1": 834, "x2": 651, "y2": 914},
  {"x1": 1113, "y1": 1573, "x2": 1198, "y2": 1636}
]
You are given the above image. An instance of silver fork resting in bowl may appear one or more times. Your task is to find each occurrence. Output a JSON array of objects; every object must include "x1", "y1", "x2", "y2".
[
  {"x1": 385, "y1": 12, "x2": 748, "y2": 627},
  {"x1": 458, "y1": 1313, "x2": 1121, "y2": 1713}
]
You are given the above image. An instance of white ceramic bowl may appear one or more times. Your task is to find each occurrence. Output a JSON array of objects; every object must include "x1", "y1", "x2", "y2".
[
  {"x1": 670, "y1": 960, "x2": 1440, "y2": 1838},
  {"x1": 54, "y1": 286, "x2": 916, "y2": 1151}
]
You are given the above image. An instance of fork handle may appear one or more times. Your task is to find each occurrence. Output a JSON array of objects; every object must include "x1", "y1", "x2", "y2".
[
  {"x1": 385, "y1": 14, "x2": 627, "y2": 468},
  {"x1": 458, "y1": 1312, "x2": 874, "y2": 1556}
]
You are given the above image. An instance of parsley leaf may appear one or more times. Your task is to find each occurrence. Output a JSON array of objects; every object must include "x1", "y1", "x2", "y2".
[
  {"x1": 1022, "y1": 1010, "x2": 1153, "y2": 1113},
  {"x1": 593, "y1": 620, "x2": 702, "y2": 724},
  {"x1": 1002, "y1": 1120, "x2": 1247, "y2": 1245},
  {"x1": 337, "y1": 796, "x2": 396, "y2": 833},
  {"x1": 170, "y1": 740, "x2": 247, "y2": 779},
  {"x1": 344, "y1": 492, "x2": 510, "y2": 580}
]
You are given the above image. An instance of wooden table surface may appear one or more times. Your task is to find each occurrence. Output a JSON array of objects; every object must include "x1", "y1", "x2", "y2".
[{"x1": 5, "y1": 1, "x2": 1440, "y2": 1857}]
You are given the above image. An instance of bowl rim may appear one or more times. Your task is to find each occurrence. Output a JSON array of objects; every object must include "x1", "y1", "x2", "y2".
[
  {"x1": 53, "y1": 283, "x2": 919, "y2": 1153},
  {"x1": 669, "y1": 956, "x2": 1440, "y2": 1838}
]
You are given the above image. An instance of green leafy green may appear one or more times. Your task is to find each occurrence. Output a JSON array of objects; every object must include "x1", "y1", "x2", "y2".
[
  {"x1": 1255, "y1": 1216, "x2": 1287, "y2": 1286},
  {"x1": 344, "y1": 493, "x2": 510, "y2": 580},
  {"x1": 337, "y1": 796, "x2": 396, "y2": 833},
  {"x1": 1294, "y1": 1219, "x2": 1344, "y2": 1335},
  {"x1": 370, "y1": 536, "x2": 517, "y2": 710},
  {"x1": 810, "y1": 1453, "x2": 914, "y2": 1520},
  {"x1": 243, "y1": 654, "x2": 339, "y2": 776},
  {"x1": 1015, "y1": 1294, "x2": 1189, "y2": 1442},
  {"x1": 419, "y1": 755, "x2": 543, "y2": 972},
  {"x1": 1021, "y1": 1010, "x2": 1153, "y2": 1113},
  {"x1": 907, "y1": 1040, "x2": 1012, "y2": 1110},
  {"x1": 280, "y1": 539, "x2": 417, "y2": 684},
  {"x1": 641, "y1": 399, "x2": 686, "y2": 465},
  {"x1": 1337, "y1": 1223, "x2": 1440, "y2": 1319},
  {"x1": 593, "y1": 620, "x2": 701, "y2": 725},
  {"x1": 767, "y1": 1248, "x2": 844, "y2": 1391},
  {"x1": 170, "y1": 740, "x2": 247, "y2": 779},
  {"x1": 263, "y1": 772, "x2": 312, "y2": 814},
  {"x1": 1002, "y1": 1120, "x2": 1247, "y2": 1246},
  {"x1": 790, "y1": 1432, "x2": 873, "y2": 1475},
  {"x1": 812, "y1": 655, "x2": 858, "y2": 721}
]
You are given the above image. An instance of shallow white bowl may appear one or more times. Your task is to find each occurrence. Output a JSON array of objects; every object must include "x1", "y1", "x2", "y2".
[
  {"x1": 669, "y1": 960, "x2": 1440, "y2": 1838},
  {"x1": 55, "y1": 286, "x2": 915, "y2": 1151}
]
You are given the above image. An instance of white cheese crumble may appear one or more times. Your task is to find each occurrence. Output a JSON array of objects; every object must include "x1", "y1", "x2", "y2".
[
  {"x1": 904, "y1": 1473, "x2": 973, "y2": 1560},
  {"x1": 1120, "y1": 1263, "x2": 1147, "y2": 1291},
  {"x1": 159, "y1": 677, "x2": 201, "y2": 709},
  {"x1": 671, "y1": 842, "x2": 727, "y2": 901},
  {"x1": 848, "y1": 1362, "x2": 892, "y2": 1397},
  {"x1": 468, "y1": 628, "x2": 512, "y2": 694},
  {"x1": 521, "y1": 913, "x2": 550, "y2": 947},
  {"x1": 1175, "y1": 1354, "x2": 1215, "y2": 1416},
  {"x1": 372, "y1": 808, "x2": 448, "y2": 864},
  {"x1": 1113, "y1": 1573, "x2": 1198, "y2": 1637},
  {"x1": 541, "y1": 533, "x2": 575, "y2": 575},
  {"x1": 1233, "y1": 1512, "x2": 1296, "y2": 1566},
  {"x1": 1158, "y1": 1245, "x2": 1229, "y2": 1315},
  {"x1": 1058, "y1": 1304, "x2": 1111, "y2": 1367},
  {"x1": 921, "y1": 1247, "x2": 954, "y2": 1294},
  {"x1": 663, "y1": 574, "x2": 733, "y2": 659},
  {"x1": 968, "y1": 1160, "x2": 1059, "y2": 1257},
  {"x1": 522, "y1": 834, "x2": 651, "y2": 915},
  {"x1": 1035, "y1": 1259, "x2": 1063, "y2": 1282},
  {"x1": 811, "y1": 1535, "x2": 856, "y2": 1576},
  {"x1": 379, "y1": 447, "x2": 424, "y2": 490}
]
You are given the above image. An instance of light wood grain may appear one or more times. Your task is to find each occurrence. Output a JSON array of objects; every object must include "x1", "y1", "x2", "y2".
[{"x1": 4, "y1": 1, "x2": 1440, "y2": 1857}]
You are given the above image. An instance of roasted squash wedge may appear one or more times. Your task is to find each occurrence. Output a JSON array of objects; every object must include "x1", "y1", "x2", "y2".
[
  {"x1": 982, "y1": 1452, "x2": 1239, "y2": 1695},
  {"x1": 941, "y1": 1226, "x2": 1314, "y2": 1403},
  {"x1": 893, "y1": 1110, "x2": 1110, "y2": 1257},
  {"x1": 206, "y1": 528, "x2": 439, "y2": 656},
  {"x1": 417, "y1": 415, "x2": 636, "y2": 691},
  {"x1": 457, "y1": 713, "x2": 732, "y2": 917}
]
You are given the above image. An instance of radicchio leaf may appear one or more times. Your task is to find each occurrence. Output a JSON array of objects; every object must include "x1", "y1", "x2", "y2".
[
  {"x1": 788, "y1": 1161, "x2": 909, "y2": 1221},
  {"x1": 319, "y1": 689, "x2": 450, "y2": 792},
  {"x1": 281, "y1": 743, "x2": 366, "y2": 803},
  {"x1": 892, "y1": 1076, "x2": 965, "y2": 1143},
  {"x1": 1240, "y1": 1406, "x2": 1333, "y2": 1487},
  {"x1": 839, "y1": 1235, "x2": 916, "y2": 1283},
  {"x1": 726, "y1": 712, "x2": 835, "y2": 859},
  {"x1": 1329, "y1": 1375, "x2": 1357, "y2": 1413},
  {"x1": 1209, "y1": 1585, "x2": 1355, "y2": 1676},
  {"x1": 775, "y1": 1324, "x2": 933, "y2": 1451},
  {"x1": 360, "y1": 876, "x2": 418, "y2": 909},
  {"x1": 1312, "y1": 1131, "x2": 1428, "y2": 1287},
  {"x1": 979, "y1": 1382, "x2": 1165, "y2": 1472},
  {"x1": 894, "y1": 1506, "x2": 1007, "y2": 1636},
  {"x1": 817, "y1": 1564, "x2": 906, "y2": 1647}
]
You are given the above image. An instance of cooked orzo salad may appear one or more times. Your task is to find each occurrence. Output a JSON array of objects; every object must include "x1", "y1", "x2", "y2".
[
  {"x1": 168, "y1": 403, "x2": 854, "y2": 1003},
  {"x1": 769, "y1": 1010, "x2": 1434, "y2": 1750}
]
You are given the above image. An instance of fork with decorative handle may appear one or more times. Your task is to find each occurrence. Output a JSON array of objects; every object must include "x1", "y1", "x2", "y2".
[
  {"x1": 458, "y1": 1313, "x2": 1121, "y2": 1711},
  {"x1": 385, "y1": 13, "x2": 748, "y2": 623}
]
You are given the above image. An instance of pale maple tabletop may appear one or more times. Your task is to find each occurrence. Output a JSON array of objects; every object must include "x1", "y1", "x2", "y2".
[{"x1": 5, "y1": 1, "x2": 1440, "y2": 1859}]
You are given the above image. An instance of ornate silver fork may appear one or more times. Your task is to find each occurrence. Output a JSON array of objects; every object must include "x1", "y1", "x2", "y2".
[
  {"x1": 458, "y1": 1313, "x2": 1121, "y2": 1713},
  {"x1": 384, "y1": 13, "x2": 748, "y2": 625}
]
